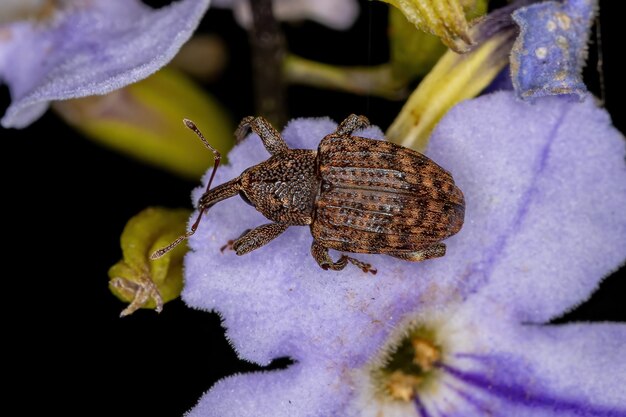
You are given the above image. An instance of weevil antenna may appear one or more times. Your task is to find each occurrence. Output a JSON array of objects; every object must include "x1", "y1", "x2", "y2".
[{"x1": 150, "y1": 119, "x2": 222, "y2": 260}]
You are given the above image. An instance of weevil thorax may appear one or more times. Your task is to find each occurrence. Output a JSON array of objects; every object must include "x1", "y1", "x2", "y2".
[{"x1": 239, "y1": 149, "x2": 319, "y2": 225}]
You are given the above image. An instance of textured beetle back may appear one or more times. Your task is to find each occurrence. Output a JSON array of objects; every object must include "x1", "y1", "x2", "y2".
[{"x1": 312, "y1": 135, "x2": 465, "y2": 254}]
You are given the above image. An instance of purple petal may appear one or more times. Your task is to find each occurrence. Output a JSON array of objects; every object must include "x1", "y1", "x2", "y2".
[
  {"x1": 211, "y1": 0, "x2": 359, "y2": 30},
  {"x1": 187, "y1": 363, "x2": 349, "y2": 417},
  {"x1": 510, "y1": 0, "x2": 597, "y2": 99},
  {"x1": 184, "y1": 93, "x2": 626, "y2": 365},
  {"x1": 183, "y1": 95, "x2": 626, "y2": 416},
  {"x1": 429, "y1": 92, "x2": 626, "y2": 322},
  {"x1": 438, "y1": 320, "x2": 626, "y2": 416},
  {"x1": 0, "y1": 0, "x2": 210, "y2": 128}
]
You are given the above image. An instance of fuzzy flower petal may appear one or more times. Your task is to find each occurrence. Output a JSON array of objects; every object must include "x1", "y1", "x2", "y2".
[
  {"x1": 458, "y1": 321, "x2": 626, "y2": 415},
  {"x1": 187, "y1": 363, "x2": 349, "y2": 417},
  {"x1": 355, "y1": 302, "x2": 626, "y2": 417},
  {"x1": 0, "y1": 0, "x2": 210, "y2": 129},
  {"x1": 400, "y1": 298, "x2": 626, "y2": 417},
  {"x1": 184, "y1": 92, "x2": 626, "y2": 416},
  {"x1": 427, "y1": 92, "x2": 626, "y2": 322},
  {"x1": 511, "y1": 0, "x2": 597, "y2": 99}
]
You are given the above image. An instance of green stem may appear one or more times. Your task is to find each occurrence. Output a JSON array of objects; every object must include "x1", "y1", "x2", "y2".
[{"x1": 284, "y1": 55, "x2": 408, "y2": 100}]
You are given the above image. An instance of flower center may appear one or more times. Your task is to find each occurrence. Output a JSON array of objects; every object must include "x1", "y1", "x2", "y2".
[{"x1": 374, "y1": 328, "x2": 442, "y2": 402}]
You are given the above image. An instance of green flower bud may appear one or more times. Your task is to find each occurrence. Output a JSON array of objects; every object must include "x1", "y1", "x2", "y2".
[
  {"x1": 109, "y1": 207, "x2": 190, "y2": 317},
  {"x1": 380, "y1": 0, "x2": 487, "y2": 53},
  {"x1": 53, "y1": 68, "x2": 233, "y2": 179}
]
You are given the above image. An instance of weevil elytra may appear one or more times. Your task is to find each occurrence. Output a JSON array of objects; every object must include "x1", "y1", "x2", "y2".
[{"x1": 152, "y1": 115, "x2": 465, "y2": 274}]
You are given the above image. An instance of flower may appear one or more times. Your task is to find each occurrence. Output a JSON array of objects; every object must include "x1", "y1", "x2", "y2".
[
  {"x1": 0, "y1": 0, "x2": 210, "y2": 129},
  {"x1": 511, "y1": 0, "x2": 598, "y2": 99},
  {"x1": 386, "y1": 0, "x2": 599, "y2": 151},
  {"x1": 51, "y1": 68, "x2": 234, "y2": 179},
  {"x1": 109, "y1": 207, "x2": 190, "y2": 317},
  {"x1": 211, "y1": 0, "x2": 359, "y2": 31},
  {"x1": 183, "y1": 92, "x2": 626, "y2": 416},
  {"x1": 379, "y1": 0, "x2": 486, "y2": 52},
  {"x1": 386, "y1": 2, "x2": 520, "y2": 151}
]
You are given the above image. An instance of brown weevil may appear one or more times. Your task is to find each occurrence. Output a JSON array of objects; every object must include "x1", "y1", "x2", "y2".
[{"x1": 152, "y1": 115, "x2": 465, "y2": 274}]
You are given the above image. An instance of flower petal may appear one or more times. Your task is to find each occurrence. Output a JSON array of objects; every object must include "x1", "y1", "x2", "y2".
[
  {"x1": 428, "y1": 92, "x2": 626, "y2": 322},
  {"x1": 380, "y1": 0, "x2": 476, "y2": 52},
  {"x1": 431, "y1": 93, "x2": 626, "y2": 322},
  {"x1": 52, "y1": 68, "x2": 233, "y2": 179},
  {"x1": 438, "y1": 316, "x2": 626, "y2": 416},
  {"x1": 0, "y1": 0, "x2": 210, "y2": 128},
  {"x1": 184, "y1": 94, "x2": 626, "y2": 366},
  {"x1": 511, "y1": 0, "x2": 597, "y2": 99},
  {"x1": 212, "y1": 0, "x2": 359, "y2": 30},
  {"x1": 187, "y1": 363, "x2": 349, "y2": 417},
  {"x1": 386, "y1": 3, "x2": 518, "y2": 151}
]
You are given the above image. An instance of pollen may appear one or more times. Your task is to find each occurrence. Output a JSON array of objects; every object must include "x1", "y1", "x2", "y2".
[
  {"x1": 386, "y1": 371, "x2": 423, "y2": 402},
  {"x1": 374, "y1": 328, "x2": 443, "y2": 403},
  {"x1": 555, "y1": 12, "x2": 572, "y2": 30},
  {"x1": 412, "y1": 338, "x2": 441, "y2": 372},
  {"x1": 535, "y1": 47, "x2": 548, "y2": 59}
]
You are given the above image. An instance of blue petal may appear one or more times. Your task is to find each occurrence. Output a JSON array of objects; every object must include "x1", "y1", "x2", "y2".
[
  {"x1": 435, "y1": 319, "x2": 626, "y2": 416},
  {"x1": 511, "y1": 0, "x2": 597, "y2": 99},
  {"x1": 428, "y1": 92, "x2": 626, "y2": 323},
  {"x1": 0, "y1": 0, "x2": 210, "y2": 128},
  {"x1": 187, "y1": 363, "x2": 350, "y2": 417},
  {"x1": 185, "y1": 93, "x2": 626, "y2": 366},
  {"x1": 183, "y1": 94, "x2": 626, "y2": 416}
]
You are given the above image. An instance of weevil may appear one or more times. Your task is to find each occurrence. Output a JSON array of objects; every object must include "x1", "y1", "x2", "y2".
[{"x1": 152, "y1": 115, "x2": 465, "y2": 273}]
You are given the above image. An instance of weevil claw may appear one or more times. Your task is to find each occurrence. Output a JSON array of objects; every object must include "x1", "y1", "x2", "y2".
[{"x1": 220, "y1": 240, "x2": 235, "y2": 253}]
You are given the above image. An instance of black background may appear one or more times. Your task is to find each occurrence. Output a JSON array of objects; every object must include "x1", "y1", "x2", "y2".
[{"x1": 2, "y1": 1, "x2": 624, "y2": 415}]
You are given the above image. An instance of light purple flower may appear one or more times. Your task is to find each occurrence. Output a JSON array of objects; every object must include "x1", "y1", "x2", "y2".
[
  {"x1": 183, "y1": 91, "x2": 626, "y2": 416},
  {"x1": 211, "y1": 0, "x2": 359, "y2": 31},
  {"x1": 511, "y1": 0, "x2": 597, "y2": 99},
  {"x1": 0, "y1": 0, "x2": 210, "y2": 129}
]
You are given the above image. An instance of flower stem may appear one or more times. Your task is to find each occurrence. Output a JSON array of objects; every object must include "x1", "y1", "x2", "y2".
[
  {"x1": 249, "y1": 0, "x2": 287, "y2": 127},
  {"x1": 284, "y1": 55, "x2": 408, "y2": 100}
]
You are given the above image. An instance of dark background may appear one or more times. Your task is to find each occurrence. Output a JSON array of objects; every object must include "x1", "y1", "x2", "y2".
[{"x1": 2, "y1": 1, "x2": 624, "y2": 415}]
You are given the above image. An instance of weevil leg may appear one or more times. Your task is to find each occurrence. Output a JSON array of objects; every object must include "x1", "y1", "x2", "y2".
[
  {"x1": 388, "y1": 243, "x2": 446, "y2": 262},
  {"x1": 335, "y1": 114, "x2": 370, "y2": 136},
  {"x1": 345, "y1": 256, "x2": 378, "y2": 275},
  {"x1": 235, "y1": 116, "x2": 289, "y2": 154},
  {"x1": 311, "y1": 241, "x2": 347, "y2": 270},
  {"x1": 227, "y1": 223, "x2": 289, "y2": 255},
  {"x1": 311, "y1": 241, "x2": 377, "y2": 274}
]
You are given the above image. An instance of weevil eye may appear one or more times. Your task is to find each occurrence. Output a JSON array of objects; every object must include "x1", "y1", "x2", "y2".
[{"x1": 239, "y1": 191, "x2": 254, "y2": 207}]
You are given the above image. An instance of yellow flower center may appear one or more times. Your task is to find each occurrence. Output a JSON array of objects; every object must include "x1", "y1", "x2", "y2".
[{"x1": 373, "y1": 328, "x2": 442, "y2": 402}]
